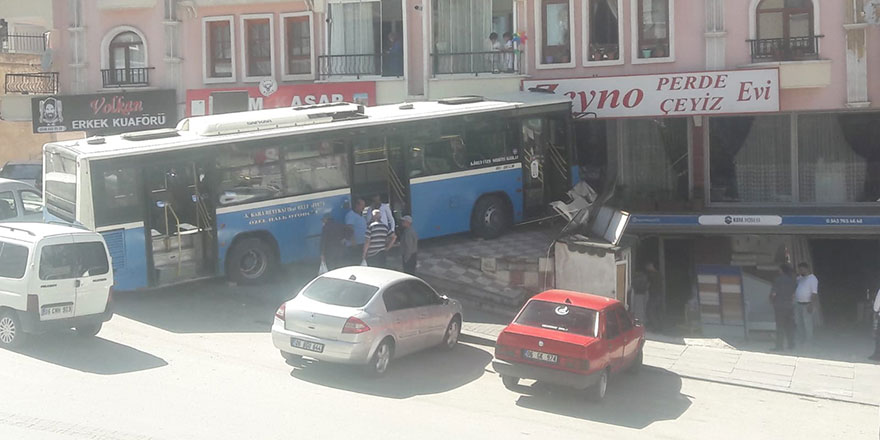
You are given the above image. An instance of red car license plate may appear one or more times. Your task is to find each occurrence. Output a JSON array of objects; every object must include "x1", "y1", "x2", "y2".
[
  {"x1": 291, "y1": 338, "x2": 324, "y2": 353},
  {"x1": 523, "y1": 349, "x2": 558, "y2": 364}
]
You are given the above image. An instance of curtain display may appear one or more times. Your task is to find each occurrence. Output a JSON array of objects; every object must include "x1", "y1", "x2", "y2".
[
  {"x1": 710, "y1": 115, "x2": 790, "y2": 203},
  {"x1": 433, "y1": 0, "x2": 492, "y2": 72},
  {"x1": 797, "y1": 114, "x2": 868, "y2": 203},
  {"x1": 619, "y1": 118, "x2": 688, "y2": 202}
]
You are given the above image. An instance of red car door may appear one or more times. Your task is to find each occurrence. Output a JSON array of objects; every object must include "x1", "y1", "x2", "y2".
[
  {"x1": 603, "y1": 308, "x2": 625, "y2": 373},
  {"x1": 615, "y1": 306, "x2": 640, "y2": 365}
]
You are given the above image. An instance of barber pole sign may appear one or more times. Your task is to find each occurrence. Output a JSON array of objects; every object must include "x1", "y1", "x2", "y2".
[{"x1": 523, "y1": 69, "x2": 780, "y2": 119}]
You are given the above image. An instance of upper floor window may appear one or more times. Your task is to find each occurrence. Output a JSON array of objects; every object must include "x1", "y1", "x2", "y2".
[
  {"x1": 102, "y1": 29, "x2": 151, "y2": 87},
  {"x1": 322, "y1": 0, "x2": 404, "y2": 79},
  {"x1": 636, "y1": 0, "x2": 671, "y2": 60},
  {"x1": 538, "y1": 0, "x2": 572, "y2": 67},
  {"x1": 282, "y1": 13, "x2": 313, "y2": 78},
  {"x1": 750, "y1": 0, "x2": 818, "y2": 62},
  {"x1": 242, "y1": 15, "x2": 274, "y2": 80},
  {"x1": 586, "y1": 0, "x2": 622, "y2": 64},
  {"x1": 203, "y1": 16, "x2": 235, "y2": 82},
  {"x1": 431, "y1": 0, "x2": 517, "y2": 75}
]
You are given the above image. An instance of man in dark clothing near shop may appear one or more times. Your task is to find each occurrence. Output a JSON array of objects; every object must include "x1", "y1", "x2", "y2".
[
  {"x1": 645, "y1": 262, "x2": 664, "y2": 331},
  {"x1": 770, "y1": 263, "x2": 797, "y2": 351},
  {"x1": 363, "y1": 209, "x2": 396, "y2": 268},
  {"x1": 399, "y1": 215, "x2": 418, "y2": 275},
  {"x1": 320, "y1": 214, "x2": 346, "y2": 270}
]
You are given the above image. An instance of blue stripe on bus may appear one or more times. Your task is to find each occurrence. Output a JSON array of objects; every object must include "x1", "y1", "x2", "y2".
[
  {"x1": 215, "y1": 191, "x2": 351, "y2": 276},
  {"x1": 100, "y1": 227, "x2": 148, "y2": 291},
  {"x1": 410, "y1": 167, "x2": 522, "y2": 240}
]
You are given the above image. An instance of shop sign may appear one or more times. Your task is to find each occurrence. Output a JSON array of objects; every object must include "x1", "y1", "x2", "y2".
[
  {"x1": 187, "y1": 82, "x2": 376, "y2": 116},
  {"x1": 699, "y1": 215, "x2": 782, "y2": 226},
  {"x1": 31, "y1": 90, "x2": 177, "y2": 135},
  {"x1": 631, "y1": 214, "x2": 880, "y2": 228},
  {"x1": 523, "y1": 69, "x2": 780, "y2": 118}
]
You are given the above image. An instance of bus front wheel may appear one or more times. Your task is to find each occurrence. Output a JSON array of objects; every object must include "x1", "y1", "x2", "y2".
[
  {"x1": 227, "y1": 237, "x2": 276, "y2": 285},
  {"x1": 472, "y1": 195, "x2": 510, "y2": 239}
]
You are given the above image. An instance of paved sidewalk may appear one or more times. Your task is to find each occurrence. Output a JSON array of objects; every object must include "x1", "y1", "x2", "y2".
[{"x1": 461, "y1": 320, "x2": 880, "y2": 407}]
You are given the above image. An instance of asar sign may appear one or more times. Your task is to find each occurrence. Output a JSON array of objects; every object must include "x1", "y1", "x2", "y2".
[
  {"x1": 523, "y1": 69, "x2": 779, "y2": 118},
  {"x1": 31, "y1": 90, "x2": 177, "y2": 135}
]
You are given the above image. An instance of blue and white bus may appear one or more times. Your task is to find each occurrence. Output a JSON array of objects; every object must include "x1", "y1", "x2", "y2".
[{"x1": 42, "y1": 93, "x2": 573, "y2": 291}]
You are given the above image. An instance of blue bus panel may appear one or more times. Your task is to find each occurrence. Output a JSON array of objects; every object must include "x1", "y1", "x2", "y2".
[
  {"x1": 410, "y1": 164, "x2": 523, "y2": 240},
  {"x1": 100, "y1": 226, "x2": 149, "y2": 291}
]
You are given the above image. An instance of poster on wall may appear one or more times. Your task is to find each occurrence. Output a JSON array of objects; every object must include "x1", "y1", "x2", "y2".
[
  {"x1": 523, "y1": 69, "x2": 780, "y2": 119},
  {"x1": 186, "y1": 82, "x2": 377, "y2": 117},
  {"x1": 31, "y1": 90, "x2": 177, "y2": 135}
]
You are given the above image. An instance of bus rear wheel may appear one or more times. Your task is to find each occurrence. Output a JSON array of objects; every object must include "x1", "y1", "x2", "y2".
[
  {"x1": 227, "y1": 237, "x2": 276, "y2": 285},
  {"x1": 472, "y1": 195, "x2": 510, "y2": 239}
]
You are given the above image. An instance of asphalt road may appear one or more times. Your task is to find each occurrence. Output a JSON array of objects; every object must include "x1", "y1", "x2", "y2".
[{"x1": 0, "y1": 275, "x2": 876, "y2": 440}]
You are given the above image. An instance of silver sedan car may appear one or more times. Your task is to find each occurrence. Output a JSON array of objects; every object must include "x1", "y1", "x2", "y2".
[{"x1": 272, "y1": 267, "x2": 463, "y2": 376}]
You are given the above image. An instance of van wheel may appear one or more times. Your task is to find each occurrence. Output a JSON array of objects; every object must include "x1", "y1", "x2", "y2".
[
  {"x1": 75, "y1": 323, "x2": 102, "y2": 338},
  {"x1": 472, "y1": 195, "x2": 510, "y2": 239},
  {"x1": 227, "y1": 237, "x2": 276, "y2": 285},
  {"x1": 0, "y1": 310, "x2": 24, "y2": 348}
]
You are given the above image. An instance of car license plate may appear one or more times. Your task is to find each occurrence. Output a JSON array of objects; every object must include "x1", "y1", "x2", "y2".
[
  {"x1": 523, "y1": 349, "x2": 558, "y2": 364},
  {"x1": 40, "y1": 303, "x2": 74, "y2": 319},
  {"x1": 291, "y1": 338, "x2": 324, "y2": 353}
]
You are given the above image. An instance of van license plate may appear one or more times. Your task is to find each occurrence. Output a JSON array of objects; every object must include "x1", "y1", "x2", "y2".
[
  {"x1": 523, "y1": 349, "x2": 558, "y2": 364},
  {"x1": 291, "y1": 338, "x2": 324, "y2": 353},
  {"x1": 40, "y1": 304, "x2": 74, "y2": 319}
]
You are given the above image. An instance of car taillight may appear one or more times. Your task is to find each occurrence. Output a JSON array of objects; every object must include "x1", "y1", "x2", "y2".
[
  {"x1": 561, "y1": 357, "x2": 590, "y2": 371},
  {"x1": 495, "y1": 344, "x2": 517, "y2": 358},
  {"x1": 26, "y1": 294, "x2": 39, "y2": 313},
  {"x1": 275, "y1": 303, "x2": 286, "y2": 322},
  {"x1": 342, "y1": 317, "x2": 371, "y2": 334}
]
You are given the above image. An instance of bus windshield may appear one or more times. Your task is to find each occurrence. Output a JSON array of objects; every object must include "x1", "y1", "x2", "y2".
[{"x1": 44, "y1": 151, "x2": 77, "y2": 222}]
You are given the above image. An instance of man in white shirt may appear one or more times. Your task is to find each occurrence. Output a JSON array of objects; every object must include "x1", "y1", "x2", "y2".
[
  {"x1": 795, "y1": 263, "x2": 819, "y2": 346},
  {"x1": 870, "y1": 289, "x2": 880, "y2": 361}
]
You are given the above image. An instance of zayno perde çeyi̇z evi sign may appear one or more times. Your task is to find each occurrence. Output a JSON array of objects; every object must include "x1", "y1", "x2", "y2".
[{"x1": 31, "y1": 89, "x2": 177, "y2": 135}]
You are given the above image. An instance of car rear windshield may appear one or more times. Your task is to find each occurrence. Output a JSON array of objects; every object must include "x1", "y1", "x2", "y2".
[
  {"x1": 301, "y1": 277, "x2": 379, "y2": 308},
  {"x1": 514, "y1": 300, "x2": 599, "y2": 338}
]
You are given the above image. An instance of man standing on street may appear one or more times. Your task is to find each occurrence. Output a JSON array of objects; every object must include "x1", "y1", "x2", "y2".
[
  {"x1": 364, "y1": 194, "x2": 395, "y2": 234},
  {"x1": 363, "y1": 209, "x2": 396, "y2": 268},
  {"x1": 345, "y1": 199, "x2": 367, "y2": 266},
  {"x1": 770, "y1": 264, "x2": 797, "y2": 351},
  {"x1": 795, "y1": 263, "x2": 819, "y2": 346},
  {"x1": 870, "y1": 288, "x2": 880, "y2": 361},
  {"x1": 399, "y1": 215, "x2": 418, "y2": 275}
]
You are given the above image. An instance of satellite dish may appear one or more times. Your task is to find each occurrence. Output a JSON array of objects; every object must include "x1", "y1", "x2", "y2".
[{"x1": 40, "y1": 49, "x2": 53, "y2": 71}]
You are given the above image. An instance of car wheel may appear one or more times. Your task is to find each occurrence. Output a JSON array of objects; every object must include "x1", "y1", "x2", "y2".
[
  {"x1": 280, "y1": 351, "x2": 302, "y2": 365},
  {"x1": 471, "y1": 195, "x2": 510, "y2": 239},
  {"x1": 501, "y1": 375, "x2": 519, "y2": 390},
  {"x1": 440, "y1": 318, "x2": 460, "y2": 351},
  {"x1": 589, "y1": 369, "x2": 609, "y2": 402},
  {"x1": 627, "y1": 347, "x2": 643, "y2": 374},
  {"x1": 365, "y1": 339, "x2": 393, "y2": 377},
  {"x1": 74, "y1": 323, "x2": 102, "y2": 338},
  {"x1": 227, "y1": 237, "x2": 277, "y2": 285},
  {"x1": 0, "y1": 310, "x2": 24, "y2": 349}
]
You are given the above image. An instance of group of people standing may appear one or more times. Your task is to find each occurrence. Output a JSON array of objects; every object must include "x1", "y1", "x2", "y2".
[
  {"x1": 770, "y1": 263, "x2": 820, "y2": 351},
  {"x1": 320, "y1": 195, "x2": 419, "y2": 276},
  {"x1": 488, "y1": 32, "x2": 516, "y2": 73}
]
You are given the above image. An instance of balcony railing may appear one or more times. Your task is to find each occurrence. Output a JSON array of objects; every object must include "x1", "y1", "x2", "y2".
[
  {"x1": 747, "y1": 35, "x2": 823, "y2": 63},
  {"x1": 101, "y1": 67, "x2": 154, "y2": 87},
  {"x1": 0, "y1": 34, "x2": 47, "y2": 54},
  {"x1": 317, "y1": 54, "x2": 403, "y2": 79},
  {"x1": 4, "y1": 72, "x2": 59, "y2": 95},
  {"x1": 431, "y1": 51, "x2": 521, "y2": 76}
]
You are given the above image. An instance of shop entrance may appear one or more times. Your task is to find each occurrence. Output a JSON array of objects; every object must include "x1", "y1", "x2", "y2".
[{"x1": 810, "y1": 239, "x2": 880, "y2": 327}]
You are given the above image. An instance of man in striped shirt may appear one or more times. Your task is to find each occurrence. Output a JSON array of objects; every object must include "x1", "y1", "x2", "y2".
[{"x1": 363, "y1": 209, "x2": 396, "y2": 268}]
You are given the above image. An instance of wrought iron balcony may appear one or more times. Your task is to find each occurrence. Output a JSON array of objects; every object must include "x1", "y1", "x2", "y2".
[
  {"x1": 101, "y1": 67, "x2": 154, "y2": 87},
  {"x1": 4, "y1": 72, "x2": 59, "y2": 95},
  {"x1": 317, "y1": 54, "x2": 403, "y2": 79},
  {"x1": 0, "y1": 34, "x2": 47, "y2": 54},
  {"x1": 747, "y1": 35, "x2": 823, "y2": 63},
  {"x1": 431, "y1": 51, "x2": 521, "y2": 76}
]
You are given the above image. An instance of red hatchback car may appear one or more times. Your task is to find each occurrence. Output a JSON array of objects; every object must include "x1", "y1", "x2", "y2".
[{"x1": 493, "y1": 290, "x2": 645, "y2": 400}]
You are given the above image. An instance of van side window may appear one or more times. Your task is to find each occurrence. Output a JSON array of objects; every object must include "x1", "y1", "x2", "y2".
[
  {"x1": 39, "y1": 242, "x2": 109, "y2": 280},
  {"x1": 0, "y1": 191, "x2": 18, "y2": 220},
  {"x1": 0, "y1": 242, "x2": 28, "y2": 278}
]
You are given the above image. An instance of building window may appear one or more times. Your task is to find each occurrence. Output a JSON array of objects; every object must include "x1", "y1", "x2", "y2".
[
  {"x1": 242, "y1": 15, "x2": 273, "y2": 79},
  {"x1": 102, "y1": 30, "x2": 150, "y2": 87},
  {"x1": 636, "y1": 0, "x2": 670, "y2": 59},
  {"x1": 205, "y1": 17, "x2": 234, "y2": 80},
  {"x1": 750, "y1": 0, "x2": 817, "y2": 62},
  {"x1": 709, "y1": 115, "x2": 792, "y2": 203},
  {"x1": 323, "y1": 0, "x2": 403, "y2": 78},
  {"x1": 283, "y1": 14, "x2": 313, "y2": 77},
  {"x1": 431, "y1": 0, "x2": 517, "y2": 75},
  {"x1": 618, "y1": 118, "x2": 689, "y2": 205},
  {"x1": 539, "y1": 0, "x2": 572, "y2": 65},
  {"x1": 586, "y1": 0, "x2": 621, "y2": 63}
]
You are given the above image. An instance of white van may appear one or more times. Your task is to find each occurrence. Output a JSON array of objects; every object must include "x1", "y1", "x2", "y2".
[{"x1": 0, "y1": 223, "x2": 114, "y2": 348}]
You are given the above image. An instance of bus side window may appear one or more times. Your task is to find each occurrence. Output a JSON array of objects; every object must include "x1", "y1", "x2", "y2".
[
  {"x1": 408, "y1": 145, "x2": 425, "y2": 177},
  {"x1": 216, "y1": 142, "x2": 283, "y2": 206},
  {"x1": 93, "y1": 167, "x2": 144, "y2": 228}
]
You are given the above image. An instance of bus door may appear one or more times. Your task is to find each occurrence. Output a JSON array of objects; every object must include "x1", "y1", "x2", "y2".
[
  {"x1": 521, "y1": 118, "x2": 547, "y2": 219},
  {"x1": 143, "y1": 160, "x2": 216, "y2": 286},
  {"x1": 352, "y1": 136, "x2": 409, "y2": 225}
]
